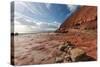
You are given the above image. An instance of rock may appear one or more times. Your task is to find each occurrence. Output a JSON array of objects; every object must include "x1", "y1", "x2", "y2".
[
  {"x1": 57, "y1": 42, "x2": 88, "y2": 62},
  {"x1": 70, "y1": 48, "x2": 86, "y2": 62},
  {"x1": 61, "y1": 52, "x2": 66, "y2": 58},
  {"x1": 64, "y1": 42, "x2": 69, "y2": 46},
  {"x1": 58, "y1": 42, "x2": 70, "y2": 51},
  {"x1": 58, "y1": 41, "x2": 75, "y2": 53},
  {"x1": 66, "y1": 41, "x2": 75, "y2": 48},
  {"x1": 56, "y1": 51, "x2": 63, "y2": 57},
  {"x1": 58, "y1": 45, "x2": 67, "y2": 52},
  {"x1": 55, "y1": 57, "x2": 63, "y2": 63},
  {"x1": 64, "y1": 42, "x2": 75, "y2": 52},
  {"x1": 64, "y1": 48, "x2": 69, "y2": 52},
  {"x1": 56, "y1": 6, "x2": 97, "y2": 33},
  {"x1": 64, "y1": 55, "x2": 72, "y2": 62},
  {"x1": 64, "y1": 45, "x2": 74, "y2": 52},
  {"x1": 63, "y1": 60, "x2": 68, "y2": 63},
  {"x1": 41, "y1": 58, "x2": 45, "y2": 61}
]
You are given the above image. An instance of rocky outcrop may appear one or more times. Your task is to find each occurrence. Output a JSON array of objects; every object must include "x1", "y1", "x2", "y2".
[
  {"x1": 56, "y1": 6, "x2": 97, "y2": 33},
  {"x1": 54, "y1": 6, "x2": 97, "y2": 61},
  {"x1": 54, "y1": 41, "x2": 92, "y2": 63},
  {"x1": 70, "y1": 48, "x2": 85, "y2": 62}
]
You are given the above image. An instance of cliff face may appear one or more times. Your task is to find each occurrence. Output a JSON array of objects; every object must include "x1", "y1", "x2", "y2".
[
  {"x1": 56, "y1": 6, "x2": 97, "y2": 33},
  {"x1": 55, "y1": 6, "x2": 97, "y2": 60}
]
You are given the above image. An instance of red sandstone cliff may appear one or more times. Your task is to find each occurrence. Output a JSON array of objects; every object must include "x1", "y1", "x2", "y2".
[
  {"x1": 56, "y1": 6, "x2": 97, "y2": 59},
  {"x1": 56, "y1": 6, "x2": 97, "y2": 33}
]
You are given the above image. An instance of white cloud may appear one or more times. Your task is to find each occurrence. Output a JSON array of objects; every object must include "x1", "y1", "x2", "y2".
[
  {"x1": 67, "y1": 5, "x2": 78, "y2": 12},
  {"x1": 14, "y1": 17, "x2": 61, "y2": 33},
  {"x1": 14, "y1": 20, "x2": 21, "y2": 25},
  {"x1": 45, "y1": 3, "x2": 51, "y2": 9},
  {"x1": 35, "y1": 21, "x2": 61, "y2": 32},
  {"x1": 14, "y1": 12, "x2": 33, "y2": 21},
  {"x1": 36, "y1": 21, "x2": 60, "y2": 29},
  {"x1": 14, "y1": 20, "x2": 61, "y2": 33},
  {"x1": 15, "y1": 1, "x2": 42, "y2": 16}
]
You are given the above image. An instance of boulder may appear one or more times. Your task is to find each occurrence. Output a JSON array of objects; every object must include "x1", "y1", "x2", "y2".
[
  {"x1": 58, "y1": 42, "x2": 73, "y2": 52},
  {"x1": 58, "y1": 45, "x2": 68, "y2": 52},
  {"x1": 70, "y1": 48, "x2": 86, "y2": 62}
]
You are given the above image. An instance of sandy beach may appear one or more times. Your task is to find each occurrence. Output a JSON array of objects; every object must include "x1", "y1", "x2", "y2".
[{"x1": 11, "y1": 29, "x2": 97, "y2": 65}]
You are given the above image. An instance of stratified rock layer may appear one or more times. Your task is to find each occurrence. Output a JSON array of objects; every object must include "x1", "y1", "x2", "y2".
[{"x1": 56, "y1": 6, "x2": 97, "y2": 33}]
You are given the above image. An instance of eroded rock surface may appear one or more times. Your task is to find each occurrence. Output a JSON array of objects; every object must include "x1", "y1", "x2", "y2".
[
  {"x1": 56, "y1": 6, "x2": 97, "y2": 33},
  {"x1": 55, "y1": 42, "x2": 88, "y2": 63}
]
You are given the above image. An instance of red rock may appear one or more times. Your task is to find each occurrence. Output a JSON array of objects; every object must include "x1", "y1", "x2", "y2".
[
  {"x1": 56, "y1": 6, "x2": 97, "y2": 32},
  {"x1": 56, "y1": 6, "x2": 97, "y2": 60}
]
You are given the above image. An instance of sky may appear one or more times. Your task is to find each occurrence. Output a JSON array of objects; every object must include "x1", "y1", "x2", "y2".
[{"x1": 11, "y1": 1, "x2": 79, "y2": 33}]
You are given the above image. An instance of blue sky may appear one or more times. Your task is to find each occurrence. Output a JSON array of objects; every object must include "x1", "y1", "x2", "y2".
[{"x1": 12, "y1": 1, "x2": 79, "y2": 33}]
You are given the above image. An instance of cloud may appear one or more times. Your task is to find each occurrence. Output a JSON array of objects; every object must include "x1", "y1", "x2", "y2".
[
  {"x1": 36, "y1": 21, "x2": 61, "y2": 32},
  {"x1": 15, "y1": 18, "x2": 38, "y2": 26},
  {"x1": 15, "y1": 1, "x2": 42, "y2": 16},
  {"x1": 14, "y1": 18, "x2": 61, "y2": 33},
  {"x1": 36, "y1": 21, "x2": 60, "y2": 29},
  {"x1": 14, "y1": 9, "x2": 61, "y2": 33},
  {"x1": 67, "y1": 5, "x2": 78, "y2": 12},
  {"x1": 14, "y1": 11, "x2": 34, "y2": 21},
  {"x1": 45, "y1": 3, "x2": 51, "y2": 9}
]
